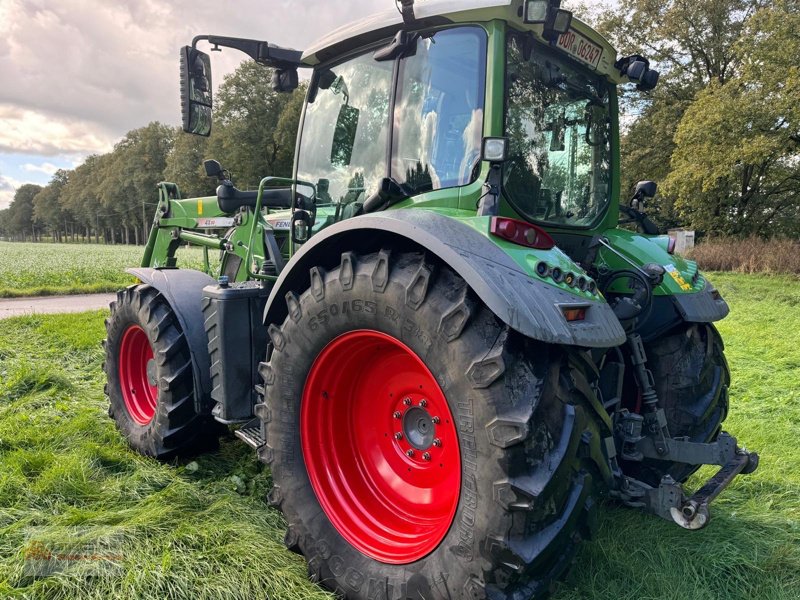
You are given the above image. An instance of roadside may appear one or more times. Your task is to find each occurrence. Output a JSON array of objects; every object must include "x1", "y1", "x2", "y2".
[{"x1": 0, "y1": 293, "x2": 115, "y2": 319}]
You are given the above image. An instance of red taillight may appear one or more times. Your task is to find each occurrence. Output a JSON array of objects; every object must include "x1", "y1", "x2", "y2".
[
  {"x1": 561, "y1": 306, "x2": 587, "y2": 322},
  {"x1": 489, "y1": 217, "x2": 555, "y2": 250}
]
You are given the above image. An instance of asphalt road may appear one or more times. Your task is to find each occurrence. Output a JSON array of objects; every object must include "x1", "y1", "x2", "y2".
[{"x1": 0, "y1": 293, "x2": 115, "y2": 320}]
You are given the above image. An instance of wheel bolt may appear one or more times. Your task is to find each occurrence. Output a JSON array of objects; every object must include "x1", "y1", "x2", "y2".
[
  {"x1": 403, "y1": 398, "x2": 412, "y2": 406},
  {"x1": 432, "y1": 438, "x2": 442, "y2": 447},
  {"x1": 406, "y1": 449, "x2": 415, "y2": 457},
  {"x1": 432, "y1": 416, "x2": 440, "y2": 424},
  {"x1": 393, "y1": 411, "x2": 402, "y2": 419},
  {"x1": 419, "y1": 399, "x2": 428, "y2": 407},
  {"x1": 394, "y1": 432, "x2": 403, "y2": 440},
  {"x1": 422, "y1": 452, "x2": 431, "y2": 461}
]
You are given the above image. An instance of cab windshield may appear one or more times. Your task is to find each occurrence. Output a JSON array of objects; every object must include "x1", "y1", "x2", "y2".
[
  {"x1": 296, "y1": 27, "x2": 486, "y2": 217},
  {"x1": 504, "y1": 33, "x2": 612, "y2": 228}
]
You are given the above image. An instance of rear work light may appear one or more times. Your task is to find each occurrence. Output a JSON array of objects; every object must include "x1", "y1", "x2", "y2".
[{"x1": 489, "y1": 217, "x2": 555, "y2": 250}]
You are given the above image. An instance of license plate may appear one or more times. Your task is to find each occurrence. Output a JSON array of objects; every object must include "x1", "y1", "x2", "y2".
[{"x1": 556, "y1": 29, "x2": 603, "y2": 69}]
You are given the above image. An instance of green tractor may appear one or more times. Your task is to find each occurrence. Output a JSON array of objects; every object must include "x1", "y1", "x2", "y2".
[{"x1": 103, "y1": 0, "x2": 759, "y2": 597}]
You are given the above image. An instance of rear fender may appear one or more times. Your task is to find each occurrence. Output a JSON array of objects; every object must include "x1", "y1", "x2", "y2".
[
  {"x1": 264, "y1": 211, "x2": 626, "y2": 348},
  {"x1": 126, "y1": 268, "x2": 216, "y2": 413}
]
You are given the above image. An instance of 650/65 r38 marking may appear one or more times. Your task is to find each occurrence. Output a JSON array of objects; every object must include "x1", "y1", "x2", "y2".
[{"x1": 258, "y1": 249, "x2": 611, "y2": 600}]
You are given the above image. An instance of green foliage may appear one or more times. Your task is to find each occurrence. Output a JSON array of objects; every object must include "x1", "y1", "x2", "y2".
[
  {"x1": 597, "y1": 0, "x2": 798, "y2": 236},
  {"x1": 206, "y1": 63, "x2": 306, "y2": 188},
  {"x1": 0, "y1": 274, "x2": 798, "y2": 598},
  {"x1": 0, "y1": 241, "x2": 216, "y2": 298},
  {"x1": 32, "y1": 171, "x2": 70, "y2": 241},
  {"x1": 2, "y1": 184, "x2": 43, "y2": 241},
  {"x1": 664, "y1": 1, "x2": 800, "y2": 236},
  {"x1": 163, "y1": 133, "x2": 215, "y2": 199}
]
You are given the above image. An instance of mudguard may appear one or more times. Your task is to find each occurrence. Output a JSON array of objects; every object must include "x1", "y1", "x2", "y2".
[
  {"x1": 264, "y1": 210, "x2": 627, "y2": 348},
  {"x1": 126, "y1": 267, "x2": 216, "y2": 413}
]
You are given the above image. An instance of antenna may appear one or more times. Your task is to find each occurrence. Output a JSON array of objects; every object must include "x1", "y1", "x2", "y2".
[{"x1": 398, "y1": 0, "x2": 415, "y2": 25}]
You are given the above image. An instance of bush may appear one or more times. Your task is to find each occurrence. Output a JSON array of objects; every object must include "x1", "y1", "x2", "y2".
[{"x1": 687, "y1": 237, "x2": 800, "y2": 275}]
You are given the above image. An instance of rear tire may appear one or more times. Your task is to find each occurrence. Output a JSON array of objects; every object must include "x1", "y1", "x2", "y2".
[
  {"x1": 626, "y1": 323, "x2": 729, "y2": 486},
  {"x1": 258, "y1": 250, "x2": 610, "y2": 599},
  {"x1": 104, "y1": 284, "x2": 217, "y2": 459}
]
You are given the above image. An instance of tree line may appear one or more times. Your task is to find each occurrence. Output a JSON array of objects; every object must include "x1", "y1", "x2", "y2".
[
  {"x1": 2, "y1": 0, "x2": 798, "y2": 242},
  {"x1": 0, "y1": 62, "x2": 305, "y2": 244},
  {"x1": 597, "y1": 0, "x2": 799, "y2": 236}
]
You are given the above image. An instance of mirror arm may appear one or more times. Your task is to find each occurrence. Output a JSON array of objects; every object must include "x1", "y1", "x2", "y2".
[{"x1": 192, "y1": 35, "x2": 304, "y2": 69}]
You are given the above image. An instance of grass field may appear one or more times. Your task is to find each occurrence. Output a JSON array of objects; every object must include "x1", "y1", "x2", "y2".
[
  {"x1": 0, "y1": 242, "x2": 214, "y2": 298},
  {"x1": 0, "y1": 272, "x2": 798, "y2": 599}
]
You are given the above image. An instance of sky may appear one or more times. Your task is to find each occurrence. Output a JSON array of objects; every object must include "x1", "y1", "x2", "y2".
[{"x1": 0, "y1": 0, "x2": 602, "y2": 209}]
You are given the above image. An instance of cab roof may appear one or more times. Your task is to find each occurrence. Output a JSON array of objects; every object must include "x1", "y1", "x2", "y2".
[{"x1": 301, "y1": 0, "x2": 623, "y2": 83}]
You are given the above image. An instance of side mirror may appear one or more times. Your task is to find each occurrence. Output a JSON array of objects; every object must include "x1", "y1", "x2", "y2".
[
  {"x1": 203, "y1": 159, "x2": 225, "y2": 180},
  {"x1": 638, "y1": 69, "x2": 659, "y2": 91},
  {"x1": 617, "y1": 55, "x2": 660, "y2": 92},
  {"x1": 634, "y1": 180, "x2": 657, "y2": 199},
  {"x1": 291, "y1": 210, "x2": 312, "y2": 244},
  {"x1": 626, "y1": 60, "x2": 648, "y2": 81},
  {"x1": 180, "y1": 46, "x2": 213, "y2": 136},
  {"x1": 272, "y1": 68, "x2": 299, "y2": 92}
]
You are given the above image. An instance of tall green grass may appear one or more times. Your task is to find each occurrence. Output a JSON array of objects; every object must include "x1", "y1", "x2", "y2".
[
  {"x1": 0, "y1": 242, "x2": 216, "y2": 298},
  {"x1": 0, "y1": 273, "x2": 798, "y2": 599}
]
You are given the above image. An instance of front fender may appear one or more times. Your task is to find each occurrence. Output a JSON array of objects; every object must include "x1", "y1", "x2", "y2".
[
  {"x1": 264, "y1": 211, "x2": 626, "y2": 348},
  {"x1": 126, "y1": 267, "x2": 216, "y2": 413}
]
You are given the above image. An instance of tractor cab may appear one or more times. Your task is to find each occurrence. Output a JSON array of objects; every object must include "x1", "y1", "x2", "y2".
[{"x1": 180, "y1": 0, "x2": 659, "y2": 245}]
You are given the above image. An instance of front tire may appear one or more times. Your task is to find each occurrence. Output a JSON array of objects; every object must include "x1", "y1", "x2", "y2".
[
  {"x1": 259, "y1": 250, "x2": 610, "y2": 599},
  {"x1": 104, "y1": 284, "x2": 216, "y2": 459}
]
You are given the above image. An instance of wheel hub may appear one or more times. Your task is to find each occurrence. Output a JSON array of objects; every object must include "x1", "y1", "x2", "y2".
[
  {"x1": 301, "y1": 330, "x2": 460, "y2": 564},
  {"x1": 402, "y1": 406, "x2": 434, "y2": 450},
  {"x1": 118, "y1": 325, "x2": 158, "y2": 425}
]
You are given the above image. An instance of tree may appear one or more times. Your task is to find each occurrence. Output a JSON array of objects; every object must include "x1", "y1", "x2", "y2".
[
  {"x1": 60, "y1": 154, "x2": 113, "y2": 243},
  {"x1": 33, "y1": 170, "x2": 70, "y2": 242},
  {"x1": 6, "y1": 184, "x2": 43, "y2": 241},
  {"x1": 595, "y1": 0, "x2": 767, "y2": 229},
  {"x1": 208, "y1": 62, "x2": 303, "y2": 187},
  {"x1": 164, "y1": 129, "x2": 216, "y2": 198},
  {"x1": 664, "y1": 1, "x2": 800, "y2": 236},
  {"x1": 100, "y1": 122, "x2": 175, "y2": 243}
]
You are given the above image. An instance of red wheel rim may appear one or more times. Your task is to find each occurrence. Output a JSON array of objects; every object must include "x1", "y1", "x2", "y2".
[
  {"x1": 118, "y1": 325, "x2": 158, "y2": 425},
  {"x1": 301, "y1": 330, "x2": 461, "y2": 564}
]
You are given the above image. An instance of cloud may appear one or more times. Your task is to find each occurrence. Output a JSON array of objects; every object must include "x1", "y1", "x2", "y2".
[
  {"x1": 0, "y1": 173, "x2": 23, "y2": 210},
  {"x1": 22, "y1": 161, "x2": 61, "y2": 176},
  {"x1": 0, "y1": 0, "x2": 386, "y2": 162},
  {"x1": 0, "y1": 0, "x2": 607, "y2": 167},
  {"x1": 0, "y1": 105, "x2": 116, "y2": 156}
]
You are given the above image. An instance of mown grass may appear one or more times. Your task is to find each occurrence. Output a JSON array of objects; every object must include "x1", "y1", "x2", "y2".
[
  {"x1": 0, "y1": 311, "x2": 331, "y2": 600},
  {"x1": 0, "y1": 273, "x2": 798, "y2": 599},
  {"x1": 0, "y1": 242, "x2": 215, "y2": 298}
]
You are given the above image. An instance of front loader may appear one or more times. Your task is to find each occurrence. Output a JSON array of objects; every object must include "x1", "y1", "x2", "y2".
[{"x1": 103, "y1": 1, "x2": 759, "y2": 597}]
